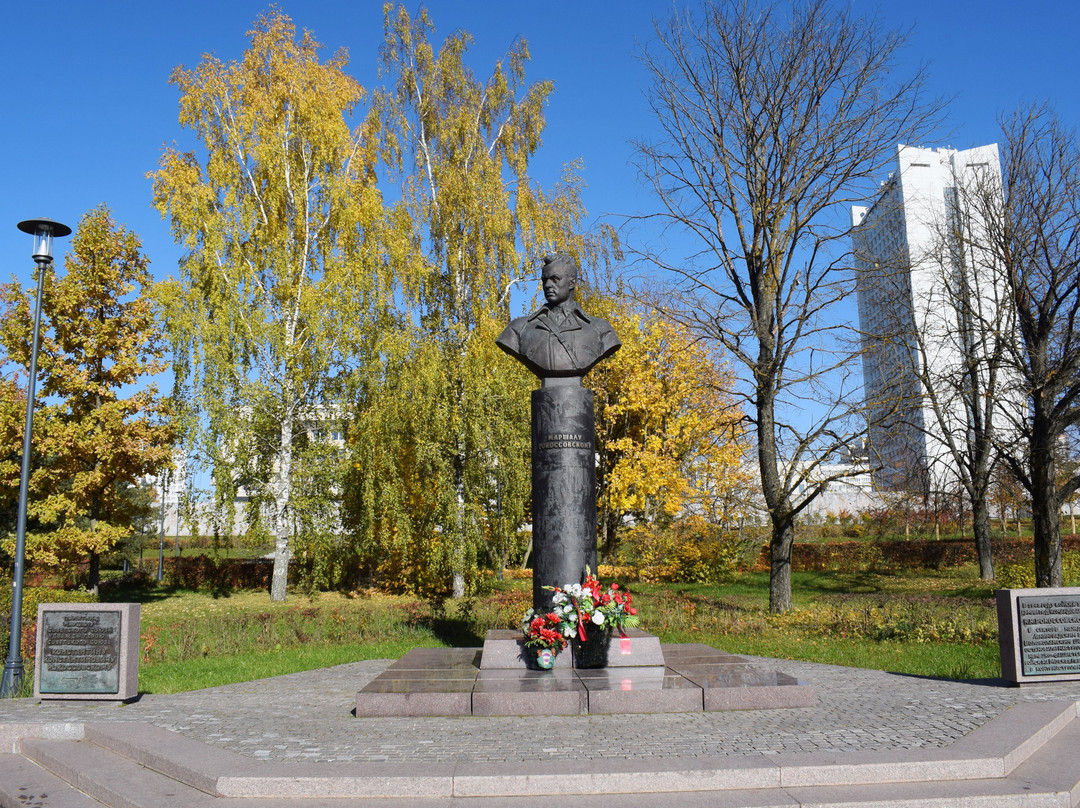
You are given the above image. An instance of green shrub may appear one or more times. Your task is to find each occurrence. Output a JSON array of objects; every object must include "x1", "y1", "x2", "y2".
[
  {"x1": 621, "y1": 520, "x2": 745, "y2": 584},
  {"x1": 0, "y1": 584, "x2": 97, "y2": 664},
  {"x1": 780, "y1": 595, "x2": 999, "y2": 645},
  {"x1": 995, "y1": 551, "x2": 1080, "y2": 589}
]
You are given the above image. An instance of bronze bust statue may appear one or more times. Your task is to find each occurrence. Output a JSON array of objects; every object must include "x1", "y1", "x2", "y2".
[{"x1": 496, "y1": 254, "x2": 620, "y2": 378}]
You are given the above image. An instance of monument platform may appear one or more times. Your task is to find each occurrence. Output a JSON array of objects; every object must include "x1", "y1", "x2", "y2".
[{"x1": 355, "y1": 633, "x2": 815, "y2": 717}]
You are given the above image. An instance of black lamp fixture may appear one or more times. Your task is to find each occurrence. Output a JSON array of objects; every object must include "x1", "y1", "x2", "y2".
[{"x1": 1, "y1": 218, "x2": 71, "y2": 698}]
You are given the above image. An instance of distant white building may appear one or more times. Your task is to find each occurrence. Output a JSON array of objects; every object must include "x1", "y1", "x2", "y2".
[
  {"x1": 151, "y1": 449, "x2": 188, "y2": 537},
  {"x1": 790, "y1": 461, "x2": 880, "y2": 519},
  {"x1": 150, "y1": 407, "x2": 348, "y2": 542},
  {"x1": 853, "y1": 143, "x2": 1017, "y2": 492}
]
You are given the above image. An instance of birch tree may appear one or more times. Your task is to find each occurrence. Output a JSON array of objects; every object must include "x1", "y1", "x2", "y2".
[
  {"x1": 373, "y1": 5, "x2": 606, "y2": 596},
  {"x1": 151, "y1": 11, "x2": 385, "y2": 600},
  {"x1": 634, "y1": 0, "x2": 943, "y2": 611}
]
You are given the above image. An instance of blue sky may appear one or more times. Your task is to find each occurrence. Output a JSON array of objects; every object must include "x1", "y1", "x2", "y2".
[{"x1": 1, "y1": 0, "x2": 1077, "y2": 314}]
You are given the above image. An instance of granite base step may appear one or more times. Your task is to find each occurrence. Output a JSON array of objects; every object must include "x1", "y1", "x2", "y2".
[{"x1": 356, "y1": 640, "x2": 815, "y2": 717}]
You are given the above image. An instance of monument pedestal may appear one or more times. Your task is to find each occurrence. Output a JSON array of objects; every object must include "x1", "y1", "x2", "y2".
[
  {"x1": 480, "y1": 628, "x2": 664, "y2": 669},
  {"x1": 356, "y1": 634, "x2": 815, "y2": 717},
  {"x1": 531, "y1": 382, "x2": 597, "y2": 612}
]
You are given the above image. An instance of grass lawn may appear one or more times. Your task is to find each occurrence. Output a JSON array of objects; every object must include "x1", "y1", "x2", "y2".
[{"x1": 101, "y1": 563, "x2": 1004, "y2": 694}]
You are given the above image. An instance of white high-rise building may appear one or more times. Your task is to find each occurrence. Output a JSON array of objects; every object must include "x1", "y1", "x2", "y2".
[{"x1": 852, "y1": 143, "x2": 1011, "y2": 492}]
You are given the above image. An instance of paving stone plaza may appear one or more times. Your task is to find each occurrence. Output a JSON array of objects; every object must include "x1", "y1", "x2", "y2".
[{"x1": 2, "y1": 655, "x2": 1079, "y2": 765}]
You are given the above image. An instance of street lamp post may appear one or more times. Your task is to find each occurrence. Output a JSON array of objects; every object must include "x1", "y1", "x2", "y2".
[{"x1": 1, "y1": 218, "x2": 71, "y2": 698}]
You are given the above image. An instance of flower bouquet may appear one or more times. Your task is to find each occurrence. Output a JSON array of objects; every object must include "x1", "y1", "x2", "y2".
[
  {"x1": 520, "y1": 609, "x2": 569, "y2": 669},
  {"x1": 548, "y1": 569, "x2": 639, "y2": 668}
]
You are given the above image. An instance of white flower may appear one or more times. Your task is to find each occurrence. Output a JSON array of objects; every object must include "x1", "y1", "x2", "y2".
[
  {"x1": 591, "y1": 611, "x2": 606, "y2": 625},
  {"x1": 564, "y1": 626, "x2": 577, "y2": 638},
  {"x1": 552, "y1": 592, "x2": 567, "y2": 605},
  {"x1": 521, "y1": 609, "x2": 536, "y2": 632}
]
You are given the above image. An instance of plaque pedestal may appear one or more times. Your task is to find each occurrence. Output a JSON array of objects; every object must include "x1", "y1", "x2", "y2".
[
  {"x1": 34, "y1": 602, "x2": 140, "y2": 701},
  {"x1": 997, "y1": 587, "x2": 1080, "y2": 684}
]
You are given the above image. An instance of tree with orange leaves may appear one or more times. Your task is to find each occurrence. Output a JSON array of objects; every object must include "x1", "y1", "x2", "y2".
[
  {"x1": 0, "y1": 206, "x2": 173, "y2": 590},
  {"x1": 590, "y1": 300, "x2": 750, "y2": 561}
]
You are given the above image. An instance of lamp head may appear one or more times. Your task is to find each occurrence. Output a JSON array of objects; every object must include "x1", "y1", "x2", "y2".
[{"x1": 17, "y1": 218, "x2": 72, "y2": 261}]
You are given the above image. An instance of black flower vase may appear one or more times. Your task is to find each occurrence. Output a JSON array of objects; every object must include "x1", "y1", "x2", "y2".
[{"x1": 572, "y1": 626, "x2": 612, "y2": 668}]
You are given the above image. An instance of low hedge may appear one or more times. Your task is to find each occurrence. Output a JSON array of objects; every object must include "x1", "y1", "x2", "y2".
[{"x1": 753, "y1": 537, "x2": 1080, "y2": 574}]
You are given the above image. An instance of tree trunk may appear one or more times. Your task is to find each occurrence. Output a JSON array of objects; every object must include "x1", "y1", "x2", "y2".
[
  {"x1": 87, "y1": 551, "x2": 101, "y2": 595},
  {"x1": 971, "y1": 495, "x2": 995, "y2": 581},
  {"x1": 1031, "y1": 495, "x2": 1063, "y2": 587},
  {"x1": 1029, "y1": 415, "x2": 1063, "y2": 586},
  {"x1": 601, "y1": 510, "x2": 619, "y2": 565},
  {"x1": 756, "y1": 371, "x2": 794, "y2": 613},
  {"x1": 769, "y1": 516, "x2": 795, "y2": 613},
  {"x1": 87, "y1": 506, "x2": 101, "y2": 593},
  {"x1": 451, "y1": 335, "x2": 467, "y2": 600},
  {"x1": 270, "y1": 410, "x2": 294, "y2": 602},
  {"x1": 452, "y1": 454, "x2": 466, "y2": 599}
]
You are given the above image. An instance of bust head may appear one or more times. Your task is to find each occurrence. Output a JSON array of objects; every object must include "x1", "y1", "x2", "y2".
[
  {"x1": 495, "y1": 251, "x2": 621, "y2": 379},
  {"x1": 541, "y1": 253, "x2": 578, "y2": 307}
]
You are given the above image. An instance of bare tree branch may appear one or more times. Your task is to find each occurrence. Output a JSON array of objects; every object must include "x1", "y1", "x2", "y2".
[{"x1": 630, "y1": 0, "x2": 944, "y2": 611}]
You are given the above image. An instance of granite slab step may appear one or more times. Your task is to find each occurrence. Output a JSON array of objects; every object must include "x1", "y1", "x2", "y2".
[
  {"x1": 0, "y1": 751, "x2": 106, "y2": 808},
  {"x1": 20, "y1": 738, "x2": 219, "y2": 808},
  {"x1": 358, "y1": 641, "x2": 816, "y2": 716},
  {"x1": 1000, "y1": 712, "x2": 1080, "y2": 803},
  {"x1": 84, "y1": 722, "x2": 257, "y2": 795}
]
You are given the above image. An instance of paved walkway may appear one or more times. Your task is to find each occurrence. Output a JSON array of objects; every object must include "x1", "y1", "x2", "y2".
[{"x1": 2, "y1": 656, "x2": 1080, "y2": 765}]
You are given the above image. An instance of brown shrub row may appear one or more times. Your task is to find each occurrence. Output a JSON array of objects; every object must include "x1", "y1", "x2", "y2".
[
  {"x1": 752, "y1": 537, "x2": 1080, "y2": 573},
  {"x1": 121, "y1": 556, "x2": 275, "y2": 592}
]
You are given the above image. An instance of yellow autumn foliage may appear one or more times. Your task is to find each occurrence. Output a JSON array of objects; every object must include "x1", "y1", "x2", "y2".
[{"x1": 590, "y1": 299, "x2": 753, "y2": 558}]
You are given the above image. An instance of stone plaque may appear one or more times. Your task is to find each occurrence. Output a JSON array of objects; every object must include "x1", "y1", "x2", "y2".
[
  {"x1": 997, "y1": 588, "x2": 1080, "y2": 684},
  {"x1": 1017, "y1": 594, "x2": 1080, "y2": 675},
  {"x1": 34, "y1": 602, "x2": 140, "y2": 701}
]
